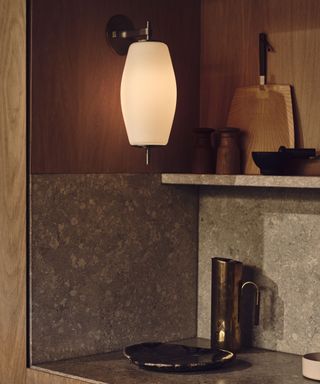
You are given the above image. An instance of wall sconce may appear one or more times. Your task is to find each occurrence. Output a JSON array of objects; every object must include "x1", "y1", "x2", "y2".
[{"x1": 106, "y1": 15, "x2": 177, "y2": 164}]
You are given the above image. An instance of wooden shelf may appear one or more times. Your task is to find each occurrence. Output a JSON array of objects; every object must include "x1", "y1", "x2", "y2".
[{"x1": 161, "y1": 174, "x2": 320, "y2": 189}]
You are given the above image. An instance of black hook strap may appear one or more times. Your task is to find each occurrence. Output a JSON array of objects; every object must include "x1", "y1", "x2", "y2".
[{"x1": 259, "y1": 33, "x2": 274, "y2": 85}]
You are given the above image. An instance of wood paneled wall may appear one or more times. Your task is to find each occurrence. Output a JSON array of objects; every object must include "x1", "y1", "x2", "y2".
[
  {"x1": 0, "y1": 0, "x2": 26, "y2": 382},
  {"x1": 27, "y1": 368, "x2": 92, "y2": 384},
  {"x1": 201, "y1": 0, "x2": 320, "y2": 149},
  {"x1": 30, "y1": 0, "x2": 200, "y2": 173}
]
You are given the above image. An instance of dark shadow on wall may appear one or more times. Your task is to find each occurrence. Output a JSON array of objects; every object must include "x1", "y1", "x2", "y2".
[{"x1": 241, "y1": 266, "x2": 284, "y2": 349}]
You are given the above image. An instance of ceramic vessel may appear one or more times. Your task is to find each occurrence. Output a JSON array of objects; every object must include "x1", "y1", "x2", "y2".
[
  {"x1": 211, "y1": 257, "x2": 260, "y2": 352},
  {"x1": 192, "y1": 128, "x2": 216, "y2": 174},
  {"x1": 302, "y1": 353, "x2": 320, "y2": 380},
  {"x1": 216, "y1": 128, "x2": 240, "y2": 174}
]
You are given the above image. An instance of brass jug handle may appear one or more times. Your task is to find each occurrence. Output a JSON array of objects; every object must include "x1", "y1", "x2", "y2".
[{"x1": 239, "y1": 281, "x2": 260, "y2": 325}]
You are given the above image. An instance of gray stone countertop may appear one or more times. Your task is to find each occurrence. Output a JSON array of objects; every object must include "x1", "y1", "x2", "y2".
[
  {"x1": 35, "y1": 339, "x2": 310, "y2": 384},
  {"x1": 161, "y1": 173, "x2": 320, "y2": 188}
]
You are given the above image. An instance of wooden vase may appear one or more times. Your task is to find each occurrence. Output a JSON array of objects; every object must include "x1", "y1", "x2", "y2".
[
  {"x1": 216, "y1": 128, "x2": 241, "y2": 175},
  {"x1": 191, "y1": 128, "x2": 216, "y2": 174}
]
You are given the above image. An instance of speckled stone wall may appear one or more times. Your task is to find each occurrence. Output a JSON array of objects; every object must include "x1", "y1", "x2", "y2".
[
  {"x1": 198, "y1": 187, "x2": 320, "y2": 355},
  {"x1": 31, "y1": 174, "x2": 198, "y2": 364}
]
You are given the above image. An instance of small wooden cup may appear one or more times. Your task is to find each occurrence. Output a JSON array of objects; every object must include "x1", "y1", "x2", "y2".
[
  {"x1": 216, "y1": 128, "x2": 241, "y2": 175},
  {"x1": 191, "y1": 128, "x2": 216, "y2": 174}
]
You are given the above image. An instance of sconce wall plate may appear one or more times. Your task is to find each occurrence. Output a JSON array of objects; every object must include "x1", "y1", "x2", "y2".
[
  {"x1": 106, "y1": 15, "x2": 149, "y2": 55},
  {"x1": 106, "y1": 15, "x2": 135, "y2": 55}
]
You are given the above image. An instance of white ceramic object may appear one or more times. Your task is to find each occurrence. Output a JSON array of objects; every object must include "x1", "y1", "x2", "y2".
[
  {"x1": 302, "y1": 353, "x2": 320, "y2": 381},
  {"x1": 121, "y1": 41, "x2": 177, "y2": 147}
]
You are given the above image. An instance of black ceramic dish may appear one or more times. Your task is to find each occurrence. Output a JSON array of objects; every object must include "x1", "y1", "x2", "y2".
[
  {"x1": 123, "y1": 342, "x2": 235, "y2": 372},
  {"x1": 252, "y1": 147, "x2": 316, "y2": 175},
  {"x1": 252, "y1": 151, "x2": 286, "y2": 175}
]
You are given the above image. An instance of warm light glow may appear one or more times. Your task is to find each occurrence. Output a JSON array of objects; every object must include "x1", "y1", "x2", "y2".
[{"x1": 120, "y1": 41, "x2": 177, "y2": 146}]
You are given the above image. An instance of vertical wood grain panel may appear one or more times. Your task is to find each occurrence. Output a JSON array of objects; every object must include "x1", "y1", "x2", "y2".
[
  {"x1": 201, "y1": 0, "x2": 320, "y2": 149},
  {"x1": 31, "y1": 0, "x2": 200, "y2": 173},
  {"x1": 27, "y1": 368, "x2": 95, "y2": 384},
  {"x1": 0, "y1": 0, "x2": 26, "y2": 382}
]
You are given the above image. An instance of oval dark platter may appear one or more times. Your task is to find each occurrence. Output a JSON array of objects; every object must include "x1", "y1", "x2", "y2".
[{"x1": 123, "y1": 342, "x2": 235, "y2": 372}]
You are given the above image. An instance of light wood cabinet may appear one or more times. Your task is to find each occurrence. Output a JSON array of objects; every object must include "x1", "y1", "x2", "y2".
[
  {"x1": 0, "y1": 0, "x2": 26, "y2": 382},
  {"x1": 2, "y1": 0, "x2": 320, "y2": 383}
]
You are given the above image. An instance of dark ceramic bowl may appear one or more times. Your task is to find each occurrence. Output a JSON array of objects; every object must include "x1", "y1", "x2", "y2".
[
  {"x1": 252, "y1": 148, "x2": 317, "y2": 175},
  {"x1": 123, "y1": 342, "x2": 235, "y2": 372},
  {"x1": 252, "y1": 152, "x2": 286, "y2": 175}
]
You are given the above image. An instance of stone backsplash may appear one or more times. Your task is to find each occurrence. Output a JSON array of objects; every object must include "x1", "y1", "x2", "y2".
[
  {"x1": 197, "y1": 186, "x2": 320, "y2": 355},
  {"x1": 31, "y1": 174, "x2": 198, "y2": 363},
  {"x1": 32, "y1": 175, "x2": 320, "y2": 362}
]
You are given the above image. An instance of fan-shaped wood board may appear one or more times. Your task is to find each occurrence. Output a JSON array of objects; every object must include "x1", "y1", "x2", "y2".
[{"x1": 227, "y1": 84, "x2": 295, "y2": 174}]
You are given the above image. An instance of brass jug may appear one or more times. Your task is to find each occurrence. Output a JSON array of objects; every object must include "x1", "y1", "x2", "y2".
[{"x1": 211, "y1": 257, "x2": 260, "y2": 352}]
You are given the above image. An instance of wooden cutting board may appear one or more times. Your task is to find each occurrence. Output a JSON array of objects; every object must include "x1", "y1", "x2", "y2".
[
  {"x1": 226, "y1": 33, "x2": 295, "y2": 175},
  {"x1": 227, "y1": 84, "x2": 295, "y2": 174}
]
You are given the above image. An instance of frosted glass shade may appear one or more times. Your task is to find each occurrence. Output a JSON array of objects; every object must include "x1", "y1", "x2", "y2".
[{"x1": 120, "y1": 41, "x2": 177, "y2": 146}]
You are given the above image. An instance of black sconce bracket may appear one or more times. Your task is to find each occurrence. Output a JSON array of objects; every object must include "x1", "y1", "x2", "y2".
[{"x1": 106, "y1": 15, "x2": 151, "y2": 55}]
